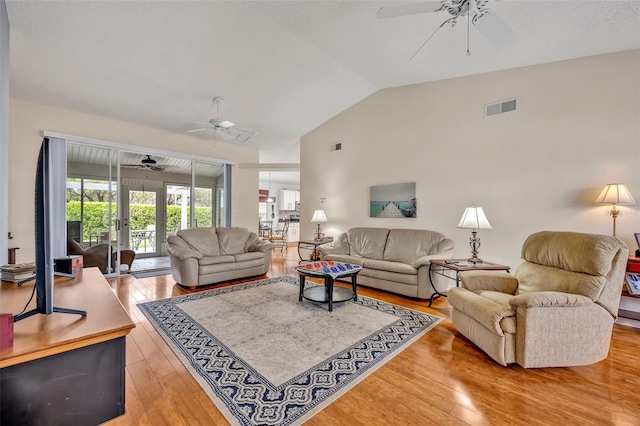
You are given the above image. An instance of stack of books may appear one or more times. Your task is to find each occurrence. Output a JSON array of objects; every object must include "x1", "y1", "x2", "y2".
[{"x1": 1, "y1": 263, "x2": 36, "y2": 282}]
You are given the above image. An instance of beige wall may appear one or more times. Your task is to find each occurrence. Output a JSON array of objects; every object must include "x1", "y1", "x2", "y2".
[
  {"x1": 8, "y1": 98, "x2": 259, "y2": 263},
  {"x1": 301, "y1": 50, "x2": 640, "y2": 269}
]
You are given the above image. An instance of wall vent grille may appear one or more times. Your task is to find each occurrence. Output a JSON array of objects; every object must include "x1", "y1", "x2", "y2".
[
  {"x1": 329, "y1": 142, "x2": 342, "y2": 151},
  {"x1": 485, "y1": 98, "x2": 517, "y2": 117}
]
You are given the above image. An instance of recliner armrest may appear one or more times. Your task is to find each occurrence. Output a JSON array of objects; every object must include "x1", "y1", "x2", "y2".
[
  {"x1": 459, "y1": 271, "x2": 518, "y2": 294},
  {"x1": 509, "y1": 291, "x2": 593, "y2": 308},
  {"x1": 167, "y1": 244, "x2": 203, "y2": 261}
]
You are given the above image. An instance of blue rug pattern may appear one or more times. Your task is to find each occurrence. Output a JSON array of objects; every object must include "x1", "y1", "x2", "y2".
[{"x1": 138, "y1": 276, "x2": 443, "y2": 425}]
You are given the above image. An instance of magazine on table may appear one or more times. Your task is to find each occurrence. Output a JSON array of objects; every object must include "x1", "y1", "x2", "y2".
[{"x1": 625, "y1": 273, "x2": 640, "y2": 296}]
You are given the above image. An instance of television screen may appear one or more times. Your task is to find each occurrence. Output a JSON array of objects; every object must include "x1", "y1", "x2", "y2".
[{"x1": 14, "y1": 138, "x2": 85, "y2": 322}]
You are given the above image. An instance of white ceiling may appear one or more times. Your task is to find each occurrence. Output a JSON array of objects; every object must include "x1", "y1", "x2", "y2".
[{"x1": 6, "y1": 1, "x2": 640, "y2": 186}]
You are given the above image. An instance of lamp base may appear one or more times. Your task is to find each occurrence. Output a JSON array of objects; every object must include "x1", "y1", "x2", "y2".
[{"x1": 468, "y1": 257, "x2": 483, "y2": 265}]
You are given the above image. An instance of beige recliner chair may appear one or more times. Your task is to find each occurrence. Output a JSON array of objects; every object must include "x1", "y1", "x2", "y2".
[{"x1": 448, "y1": 231, "x2": 628, "y2": 368}]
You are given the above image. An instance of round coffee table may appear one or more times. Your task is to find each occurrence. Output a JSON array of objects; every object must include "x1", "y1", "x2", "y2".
[{"x1": 296, "y1": 261, "x2": 361, "y2": 312}]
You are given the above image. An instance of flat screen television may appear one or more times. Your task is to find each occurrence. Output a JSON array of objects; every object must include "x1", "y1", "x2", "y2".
[{"x1": 14, "y1": 138, "x2": 86, "y2": 322}]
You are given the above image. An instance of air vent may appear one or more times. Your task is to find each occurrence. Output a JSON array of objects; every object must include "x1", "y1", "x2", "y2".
[
  {"x1": 485, "y1": 98, "x2": 517, "y2": 117},
  {"x1": 329, "y1": 142, "x2": 342, "y2": 151}
]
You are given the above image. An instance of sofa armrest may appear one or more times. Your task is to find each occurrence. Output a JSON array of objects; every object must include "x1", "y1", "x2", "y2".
[
  {"x1": 459, "y1": 271, "x2": 518, "y2": 294},
  {"x1": 249, "y1": 239, "x2": 274, "y2": 253},
  {"x1": 509, "y1": 291, "x2": 593, "y2": 308},
  {"x1": 411, "y1": 238, "x2": 455, "y2": 267},
  {"x1": 166, "y1": 244, "x2": 203, "y2": 261},
  {"x1": 411, "y1": 250, "x2": 454, "y2": 268}
]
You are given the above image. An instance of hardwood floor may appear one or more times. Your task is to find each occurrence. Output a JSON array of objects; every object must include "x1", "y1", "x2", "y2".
[{"x1": 104, "y1": 247, "x2": 640, "y2": 425}]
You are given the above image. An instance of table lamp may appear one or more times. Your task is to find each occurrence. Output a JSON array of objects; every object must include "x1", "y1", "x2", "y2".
[
  {"x1": 457, "y1": 206, "x2": 492, "y2": 264},
  {"x1": 595, "y1": 183, "x2": 636, "y2": 237},
  {"x1": 311, "y1": 210, "x2": 327, "y2": 241}
]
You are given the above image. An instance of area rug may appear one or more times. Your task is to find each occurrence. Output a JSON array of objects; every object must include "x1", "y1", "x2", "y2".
[
  {"x1": 138, "y1": 276, "x2": 443, "y2": 426},
  {"x1": 131, "y1": 268, "x2": 171, "y2": 279}
]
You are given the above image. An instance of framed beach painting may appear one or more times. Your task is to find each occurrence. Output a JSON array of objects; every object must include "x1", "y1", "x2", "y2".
[{"x1": 370, "y1": 182, "x2": 416, "y2": 218}]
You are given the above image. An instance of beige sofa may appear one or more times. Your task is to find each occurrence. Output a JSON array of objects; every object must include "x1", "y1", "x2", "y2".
[
  {"x1": 448, "y1": 231, "x2": 628, "y2": 368},
  {"x1": 318, "y1": 227, "x2": 455, "y2": 298},
  {"x1": 166, "y1": 227, "x2": 273, "y2": 287}
]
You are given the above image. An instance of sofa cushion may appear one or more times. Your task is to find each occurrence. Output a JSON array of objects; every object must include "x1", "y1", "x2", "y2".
[
  {"x1": 177, "y1": 228, "x2": 221, "y2": 257},
  {"x1": 233, "y1": 252, "x2": 264, "y2": 262},
  {"x1": 321, "y1": 254, "x2": 364, "y2": 266},
  {"x1": 362, "y1": 258, "x2": 417, "y2": 275},
  {"x1": 360, "y1": 268, "x2": 418, "y2": 286},
  {"x1": 515, "y1": 262, "x2": 605, "y2": 300},
  {"x1": 521, "y1": 231, "x2": 620, "y2": 276},
  {"x1": 217, "y1": 227, "x2": 251, "y2": 255},
  {"x1": 346, "y1": 228, "x2": 390, "y2": 260},
  {"x1": 199, "y1": 255, "x2": 235, "y2": 266},
  {"x1": 200, "y1": 257, "x2": 264, "y2": 274},
  {"x1": 382, "y1": 229, "x2": 445, "y2": 263}
]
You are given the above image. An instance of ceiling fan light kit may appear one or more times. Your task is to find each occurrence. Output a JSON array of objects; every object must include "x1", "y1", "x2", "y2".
[{"x1": 186, "y1": 96, "x2": 257, "y2": 143}]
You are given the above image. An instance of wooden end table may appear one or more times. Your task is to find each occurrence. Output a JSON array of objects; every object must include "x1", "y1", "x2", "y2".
[{"x1": 428, "y1": 259, "x2": 510, "y2": 307}]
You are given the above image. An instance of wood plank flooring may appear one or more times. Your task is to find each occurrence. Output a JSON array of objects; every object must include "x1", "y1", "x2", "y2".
[{"x1": 104, "y1": 248, "x2": 640, "y2": 425}]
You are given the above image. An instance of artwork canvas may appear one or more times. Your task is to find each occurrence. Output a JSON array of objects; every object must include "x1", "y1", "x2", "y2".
[{"x1": 370, "y1": 182, "x2": 416, "y2": 218}]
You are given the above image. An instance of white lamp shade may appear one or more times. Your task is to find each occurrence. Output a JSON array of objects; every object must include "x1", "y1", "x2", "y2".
[
  {"x1": 311, "y1": 210, "x2": 327, "y2": 223},
  {"x1": 595, "y1": 184, "x2": 636, "y2": 205},
  {"x1": 457, "y1": 206, "x2": 492, "y2": 230}
]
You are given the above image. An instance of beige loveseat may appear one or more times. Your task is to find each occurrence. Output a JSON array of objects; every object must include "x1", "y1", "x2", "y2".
[
  {"x1": 166, "y1": 227, "x2": 273, "y2": 287},
  {"x1": 448, "y1": 231, "x2": 628, "y2": 368},
  {"x1": 318, "y1": 227, "x2": 454, "y2": 298}
]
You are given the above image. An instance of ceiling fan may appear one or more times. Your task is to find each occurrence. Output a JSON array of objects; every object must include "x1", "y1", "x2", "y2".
[
  {"x1": 377, "y1": 0, "x2": 516, "y2": 59},
  {"x1": 187, "y1": 96, "x2": 257, "y2": 143},
  {"x1": 121, "y1": 155, "x2": 174, "y2": 172}
]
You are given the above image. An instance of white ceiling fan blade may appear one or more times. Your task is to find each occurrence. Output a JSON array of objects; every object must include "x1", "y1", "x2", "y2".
[
  {"x1": 377, "y1": 1, "x2": 443, "y2": 19},
  {"x1": 474, "y1": 11, "x2": 517, "y2": 48},
  {"x1": 186, "y1": 128, "x2": 210, "y2": 133}
]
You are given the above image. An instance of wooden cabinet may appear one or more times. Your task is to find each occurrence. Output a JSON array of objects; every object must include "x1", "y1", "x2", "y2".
[{"x1": 278, "y1": 190, "x2": 299, "y2": 211}]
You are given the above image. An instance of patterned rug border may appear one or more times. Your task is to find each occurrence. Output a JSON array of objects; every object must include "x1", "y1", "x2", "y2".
[{"x1": 138, "y1": 276, "x2": 444, "y2": 426}]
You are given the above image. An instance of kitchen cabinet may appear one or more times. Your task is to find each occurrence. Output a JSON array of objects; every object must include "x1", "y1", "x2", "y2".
[
  {"x1": 278, "y1": 190, "x2": 299, "y2": 211},
  {"x1": 288, "y1": 223, "x2": 300, "y2": 243}
]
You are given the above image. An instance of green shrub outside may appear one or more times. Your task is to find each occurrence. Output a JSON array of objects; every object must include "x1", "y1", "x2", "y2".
[{"x1": 67, "y1": 201, "x2": 213, "y2": 241}]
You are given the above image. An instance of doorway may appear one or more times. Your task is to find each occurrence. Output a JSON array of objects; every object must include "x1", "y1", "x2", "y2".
[{"x1": 122, "y1": 186, "x2": 162, "y2": 258}]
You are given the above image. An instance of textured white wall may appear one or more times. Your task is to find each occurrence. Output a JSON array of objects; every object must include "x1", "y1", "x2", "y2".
[
  {"x1": 8, "y1": 98, "x2": 259, "y2": 263},
  {"x1": 301, "y1": 50, "x2": 640, "y2": 270}
]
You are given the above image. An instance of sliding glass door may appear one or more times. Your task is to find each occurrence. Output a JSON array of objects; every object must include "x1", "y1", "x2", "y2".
[
  {"x1": 63, "y1": 140, "x2": 231, "y2": 275},
  {"x1": 66, "y1": 145, "x2": 118, "y2": 273}
]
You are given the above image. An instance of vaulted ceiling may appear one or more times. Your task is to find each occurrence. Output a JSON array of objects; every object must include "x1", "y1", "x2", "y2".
[{"x1": 7, "y1": 1, "x2": 640, "y2": 181}]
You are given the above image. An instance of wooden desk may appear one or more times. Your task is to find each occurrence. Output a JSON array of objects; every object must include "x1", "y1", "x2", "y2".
[{"x1": 1, "y1": 268, "x2": 135, "y2": 425}]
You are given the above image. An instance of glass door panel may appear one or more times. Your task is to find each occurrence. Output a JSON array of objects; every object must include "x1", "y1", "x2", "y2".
[
  {"x1": 194, "y1": 161, "x2": 223, "y2": 228},
  {"x1": 123, "y1": 187, "x2": 160, "y2": 257},
  {"x1": 66, "y1": 145, "x2": 119, "y2": 274},
  {"x1": 166, "y1": 184, "x2": 190, "y2": 236}
]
